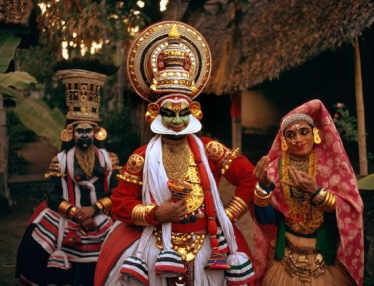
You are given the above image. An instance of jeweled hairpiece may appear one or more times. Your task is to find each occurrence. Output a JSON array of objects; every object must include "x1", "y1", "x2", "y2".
[
  {"x1": 127, "y1": 21, "x2": 211, "y2": 103},
  {"x1": 56, "y1": 69, "x2": 108, "y2": 142},
  {"x1": 280, "y1": 113, "x2": 314, "y2": 132}
]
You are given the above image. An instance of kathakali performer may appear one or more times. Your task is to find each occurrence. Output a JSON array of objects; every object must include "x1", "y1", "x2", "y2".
[
  {"x1": 16, "y1": 69, "x2": 121, "y2": 285},
  {"x1": 94, "y1": 21, "x2": 257, "y2": 286},
  {"x1": 253, "y1": 99, "x2": 364, "y2": 285}
]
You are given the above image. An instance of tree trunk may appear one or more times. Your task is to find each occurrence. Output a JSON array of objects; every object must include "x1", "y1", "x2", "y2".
[{"x1": 354, "y1": 36, "x2": 367, "y2": 176}]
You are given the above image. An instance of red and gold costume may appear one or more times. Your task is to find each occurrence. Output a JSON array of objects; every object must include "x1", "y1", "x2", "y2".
[{"x1": 95, "y1": 21, "x2": 257, "y2": 286}]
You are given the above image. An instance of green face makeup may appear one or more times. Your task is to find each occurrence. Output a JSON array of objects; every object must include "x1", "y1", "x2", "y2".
[{"x1": 160, "y1": 102, "x2": 190, "y2": 132}]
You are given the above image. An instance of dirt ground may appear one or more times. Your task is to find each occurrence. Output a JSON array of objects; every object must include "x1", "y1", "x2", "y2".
[{"x1": 0, "y1": 202, "x2": 36, "y2": 286}]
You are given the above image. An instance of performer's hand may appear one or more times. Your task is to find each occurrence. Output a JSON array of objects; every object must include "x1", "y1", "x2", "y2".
[
  {"x1": 73, "y1": 206, "x2": 95, "y2": 223},
  {"x1": 253, "y1": 156, "x2": 272, "y2": 187},
  {"x1": 281, "y1": 166, "x2": 318, "y2": 194},
  {"x1": 154, "y1": 199, "x2": 186, "y2": 223},
  {"x1": 80, "y1": 217, "x2": 97, "y2": 232}
]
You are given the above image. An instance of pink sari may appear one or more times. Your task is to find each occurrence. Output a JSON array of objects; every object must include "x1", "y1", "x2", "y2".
[{"x1": 253, "y1": 99, "x2": 364, "y2": 285}]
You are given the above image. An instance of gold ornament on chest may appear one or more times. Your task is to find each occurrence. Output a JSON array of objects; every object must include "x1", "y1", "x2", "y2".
[{"x1": 162, "y1": 137, "x2": 204, "y2": 215}]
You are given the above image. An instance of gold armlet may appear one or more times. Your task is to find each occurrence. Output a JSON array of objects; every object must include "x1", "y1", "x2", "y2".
[
  {"x1": 96, "y1": 197, "x2": 112, "y2": 214},
  {"x1": 220, "y1": 148, "x2": 239, "y2": 175},
  {"x1": 317, "y1": 191, "x2": 336, "y2": 213},
  {"x1": 117, "y1": 172, "x2": 143, "y2": 186},
  {"x1": 225, "y1": 196, "x2": 248, "y2": 221},
  {"x1": 58, "y1": 201, "x2": 73, "y2": 218},
  {"x1": 253, "y1": 182, "x2": 272, "y2": 207},
  {"x1": 132, "y1": 204, "x2": 156, "y2": 226}
]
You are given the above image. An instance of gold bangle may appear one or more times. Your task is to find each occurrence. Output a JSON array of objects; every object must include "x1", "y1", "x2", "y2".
[
  {"x1": 68, "y1": 206, "x2": 77, "y2": 219},
  {"x1": 94, "y1": 201, "x2": 104, "y2": 214},
  {"x1": 132, "y1": 204, "x2": 156, "y2": 226},
  {"x1": 225, "y1": 208, "x2": 235, "y2": 221},
  {"x1": 97, "y1": 197, "x2": 112, "y2": 213},
  {"x1": 312, "y1": 188, "x2": 327, "y2": 205},
  {"x1": 253, "y1": 185, "x2": 272, "y2": 207},
  {"x1": 58, "y1": 201, "x2": 73, "y2": 217},
  {"x1": 322, "y1": 193, "x2": 336, "y2": 213},
  {"x1": 225, "y1": 196, "x2": 249, "y2": 221},
  {"x1": 318, "y1": 190, "x2": 336, "y2": 212}
]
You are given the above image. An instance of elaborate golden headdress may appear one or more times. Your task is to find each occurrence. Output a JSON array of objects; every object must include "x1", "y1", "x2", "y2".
[
  {"x1": 56, "y1": 69, "x2": 108, "y2": 142},
  {"x1": 127, "y1": 21, "x2": 212, "y2": 124}
]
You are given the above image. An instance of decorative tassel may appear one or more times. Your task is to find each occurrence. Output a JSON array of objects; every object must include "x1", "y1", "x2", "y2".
[
  {"x1": 120, "y1": 256, "x2": 149, "y2": 285},
  {"x1": 205, "y1": 253, "x2": 231, "y2": 270},
  {"x1": 225, "y1": 252, "x2": 255, "y2": 285},
  {"x1": 154, "y1": 250, "x2": 185, "y2": 277},
  {"x1": 47, "y1": 250, "x2": 72, "y2": 270}
]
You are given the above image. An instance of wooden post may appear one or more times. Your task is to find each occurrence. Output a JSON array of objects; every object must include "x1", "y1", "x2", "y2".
[
  {"x1": 231, "y1": 91, "x2": 242, "y2": 152},
  {"x1": 354, "y1": 36, "x2": 368, "y2": 176},
  {"x1": 0, "y1": 94, "x2": 10, "y2": 204}
]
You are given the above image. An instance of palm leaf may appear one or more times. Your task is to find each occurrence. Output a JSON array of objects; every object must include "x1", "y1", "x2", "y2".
[
  {"x1": 0, "y1": 34, "x2": 21, "y2": 73},
  {"x1": 358, "y1": 174, "x2": 374, "y2": 190},
  {"x1": 13, "y1": 97, "x2": 65, "y2": 149},
  {"x1": 0, "y1": 71, "x2": 37, "y2": 89},
  {"x1": 0, "y1": 85, "x2": 23, "y2": 98}
]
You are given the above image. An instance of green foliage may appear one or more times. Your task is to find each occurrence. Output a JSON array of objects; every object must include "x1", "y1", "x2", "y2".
[
  {"x1": 13, "y1": 97, "x2": 65, "y2": 149},
  {"x1": 0, "y1": 34, "x2": 21, "y2": 73},
  {"x1": 0, "y1": 34, "x2": 37, "y2": 98},
  {"x1": 358, "y1": 173, "x2": 374, "y2": 190},
  {"x1": 0, "y1": 71, "x2": 37, "y2": 90},
  {"x1": 102, "y1": 103, "x2": 139, "y2": 165},
  {"x1": 6, "y1": 111, "x2": 37, "y2": 175},
  {"x1": 332, "y1": 103, "x2": 358, "y2": 142},
  {"x1": 15, "y1": 46, "x2": 58, "y2": 95}
]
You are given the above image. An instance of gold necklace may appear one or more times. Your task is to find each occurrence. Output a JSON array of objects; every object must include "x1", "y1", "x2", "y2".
[
  {"x1": 162, "y1": 136, "x2": 189, "y2": 181},
  {"x1": 75, "y1": 145, "x2": 95, "y2": 179},
  {"x1": 281, "y1": 150, "x2": 324, "y2": 235}
]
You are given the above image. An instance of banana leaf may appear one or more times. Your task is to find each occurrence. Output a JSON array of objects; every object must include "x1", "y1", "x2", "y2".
[
  {"x1": 13, "y1": 97, "x2": 65, "y2": 149},
  {"x1": 0, "y1": 34, "x2": 21, "y2": 73},
  {"x1": 0, "y1": 71, "x2": 37, "y2": 90},
  {"x1": 358, "y1": 174, "x2": 374, "y2": 190}
]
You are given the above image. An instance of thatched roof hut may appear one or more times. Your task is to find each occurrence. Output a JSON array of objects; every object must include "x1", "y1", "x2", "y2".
[{"x1": 163, "y1": 0, "x2": 374, "y2": 94}]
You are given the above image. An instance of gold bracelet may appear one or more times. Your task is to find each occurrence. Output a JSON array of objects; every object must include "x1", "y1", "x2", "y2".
[
  {"x1": 318, "y1": 190, "x2": 336, "y2": 212},
  {"x1": 132, "y1": 204, "x2": 156, "y2": 226},
  {"x1": 96, "y1": 197, "x2": 112, "y2": 213},
  {"x1": 68, "y1": 206, "x2": 77, "y2": 219},
  {"x1": 312, "y1": 188, "x2": 327, "y2": 205},
  {"x1": 58, "y1": 201, "x2": 73, "y2": 217},
  {"x1": 225, "y1": 208, "x2": 235, "y2": 221},
  {"x1": 225, "y1": 196, "x2": 249, "y2": 221},
  {"x1": 94, "y1": 201, "x2": 104, "y2": 214},
  {"x1": 253, "y1": 183, "x2": 272, "y2": 207}
]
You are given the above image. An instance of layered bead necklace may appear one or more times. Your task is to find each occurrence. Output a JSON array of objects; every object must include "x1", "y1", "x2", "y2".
[{"x1": 281, "y1": 150, "x2": 324, "y2": 235}]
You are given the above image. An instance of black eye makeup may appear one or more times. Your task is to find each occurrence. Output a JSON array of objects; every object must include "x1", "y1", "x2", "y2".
[
  {"x1": 285, "y1": 127, "x2": 312, "y2": 138},
  {"x1": 160, "y1": 107, "x2": 175, "y2": 117}
]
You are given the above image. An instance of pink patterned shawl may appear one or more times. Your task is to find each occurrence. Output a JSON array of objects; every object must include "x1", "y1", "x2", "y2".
[{"x1": 253, "y1": 99, "x2": 364, "y2": 286}]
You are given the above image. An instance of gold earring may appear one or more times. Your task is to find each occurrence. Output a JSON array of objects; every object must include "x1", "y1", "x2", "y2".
[
  {"x1": 94, "y1": 126, "x2": 107, "y2": 141},
  {"x1": 313, "y1": 127, "x2": 321, "y2": 144},
  {"x1": 145, "y1": 103, "x2": 160, "y2": 125},
  {"x1": 281, "y1": 135, "x2": 288, "y2": 151},
  {"x1": 61, "y1": 124, "x2": 73, "y2": 142},
  {"x1": 189, "y1": 101, "x2": 203, "y2": 120}
]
